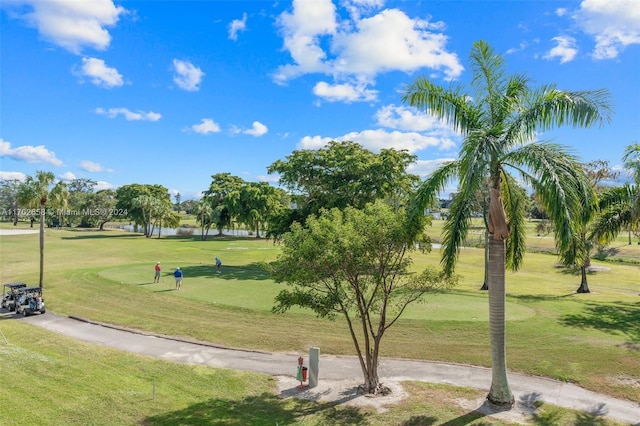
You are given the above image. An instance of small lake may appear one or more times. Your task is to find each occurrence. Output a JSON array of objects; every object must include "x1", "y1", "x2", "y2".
[{"x1": 107, "y1": 224, "x2": 253, "y2": 237}]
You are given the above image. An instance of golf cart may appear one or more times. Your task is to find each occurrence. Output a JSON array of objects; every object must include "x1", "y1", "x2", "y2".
[
  {"x1": 1, "y1": 282, "x2": 27, "y2": 311},
  {"x1": 15, "y1": 286, "x2": 45, "y2": 316}
]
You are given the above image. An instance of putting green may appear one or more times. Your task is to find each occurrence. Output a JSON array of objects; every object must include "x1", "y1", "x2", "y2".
[{"x1": 99, "y1": 264, "x2": 536, "y2": 321}]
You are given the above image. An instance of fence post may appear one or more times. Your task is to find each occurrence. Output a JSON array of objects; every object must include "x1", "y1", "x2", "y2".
[{"x1": 308, "y1": 347, "x2": 319, "y2": 388}]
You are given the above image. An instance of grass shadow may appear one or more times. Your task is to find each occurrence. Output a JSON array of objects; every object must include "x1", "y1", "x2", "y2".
[
  {"x1": 509, "y1": 293, "x2": 576, "y2": 303},
  {"x1": 560, "y1": 301, "x2": 640, "y2": 344},
  {"x1": 401, "y1": 415, "x2": 438, "y2": 425},
  {"x1": 61, "y1": 234, "x2": 141, "y2": 240},
  {"x1": 178, "y1": 264, "x2": 270, "y2": 281},
  {"x1": 143, "y1": 391, "x2": 369, "y2": 425}
]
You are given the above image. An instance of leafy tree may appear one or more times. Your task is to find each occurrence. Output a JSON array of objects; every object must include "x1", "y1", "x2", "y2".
[
  {"x1": 16, "y1": 171, "x2": 55, "y2": 288},
  {"x1": 267, "y1": 141, "x2": 419, "y2": 235},
  {"x1": 590, "y1": 143, "x2": 640, "y2": 246},
  {"x1": 202, "y1": 173, "x2": 243, "y2": 236},
  {"x1": 180, "y1": 199, "x2": 198, "y2": 215},
  {"x1": 0, "y1": 179, "x2": 22, "y2": 225},
  {"x1": 270, "y1": 201, "x2": 455, "y2": 394},
  {"x1": 89, "y1": 189, "x2": 118, "y2": 230},
  {"x1": 67, "y1": 178, "x2": 97, "y2": 227},
  {"x1": 116, "y1": 184, "x2": 173, "y2": 237},
  {"x1": 227, "y1": 182, "x2": 289, "y2": 238},
  {"x1": 403, "y1": 40, "x2": 611, "y2": 407}
]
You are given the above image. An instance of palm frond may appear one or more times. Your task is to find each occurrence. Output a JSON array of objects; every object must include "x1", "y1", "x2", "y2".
[
  {"x1": 589, "y1": 184, "x2": 638, "y2": 243},
  {"x1": 505, "y1": 143, "x2": 589, "y2": 255},
  {"x1": 401, "y1": 78, "x2": 479, "y2": 134},
  {"x1": 500, "y1": 172, "x2": 527, "y2": 271},
  {"x1": 410, "y1": 161, "x2": 460, "y2": 214},
  {"x1": 441, "y1": 159, "x2": 486, "y2": 276},
  {"x1": 506, "y1": 86, "x2": 612, "y2": 145}
]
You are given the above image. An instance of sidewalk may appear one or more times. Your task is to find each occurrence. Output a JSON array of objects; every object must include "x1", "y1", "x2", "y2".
[{"x1": 20, "y1": 313, "x2": 640, "y2": 425}]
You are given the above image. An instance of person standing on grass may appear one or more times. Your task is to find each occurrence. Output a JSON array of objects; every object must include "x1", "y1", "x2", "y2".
[
  {"x1": 215, "y1": 257, "x2": 222, "y2": 273},
  {"x1": 174, "y1": 267, "x2": 183, "y2": 290},
  {"x1": 154, "y1": 262, "x2": 161, "y2": 283}
]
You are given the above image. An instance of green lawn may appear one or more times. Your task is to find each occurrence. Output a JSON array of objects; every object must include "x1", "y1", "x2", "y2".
[
  {"x1": 0, "y1": 320, "x2": 629, "y2": 425},
  {"x1": 1, "y1": 222, "x2": 639, "y2": 410}
]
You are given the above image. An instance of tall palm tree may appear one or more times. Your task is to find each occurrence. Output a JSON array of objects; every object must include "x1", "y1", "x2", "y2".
[
  {"x1": 17, "y1": 171, "x2": 55, "y2": 288},
  {"x1": 590, "y1": 143, "x2": 640, "y2": 245},
  {"x1": 403, "y1": 40, "x2": 611, "y2": 407}
]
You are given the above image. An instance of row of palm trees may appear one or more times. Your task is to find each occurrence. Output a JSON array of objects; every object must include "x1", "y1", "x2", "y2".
[{"x1": 403, "y1": 40, "x2": 636, "y2": 407}]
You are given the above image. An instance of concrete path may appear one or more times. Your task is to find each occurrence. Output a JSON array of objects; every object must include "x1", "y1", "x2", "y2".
[{"x1": 18, "y1": 313, "x2": 640, "y2": 425}]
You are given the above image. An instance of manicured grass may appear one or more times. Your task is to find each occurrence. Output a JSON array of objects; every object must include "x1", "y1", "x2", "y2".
[
  {"x1": 1, "y1": 223, "x2": 639, "y2": 406},
  {"x1": 0, "y1": 321, "x2": 628, "y2": 425}
]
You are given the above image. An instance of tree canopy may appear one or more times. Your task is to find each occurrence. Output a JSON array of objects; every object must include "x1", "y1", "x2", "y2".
[
  {"x1": 270, "y1": 201, "x2": 455, "y2": 394},
  {"x1": 267, "y1": 140, "x2": 420, "y2": 235}
]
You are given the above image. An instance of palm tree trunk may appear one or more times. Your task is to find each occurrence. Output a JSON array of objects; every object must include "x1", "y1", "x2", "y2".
[
  {"x1": 39, "y1": 203, "x2": 45, "y2": 288},
  {"x1": 480, "y1": 230, "x2": 489, "y2": 290},
  {"x1": 576, "y1": 266, "x2": 590, "y2": 293},
  {"x1": 487, "y1": 237, "x2": 514, "y2": 407}
]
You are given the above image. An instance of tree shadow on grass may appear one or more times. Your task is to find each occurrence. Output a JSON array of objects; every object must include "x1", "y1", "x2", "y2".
[
  {"x1": 530, "y1": 402, "x2": 610, "y2": 426},
  {"x1": 144, "y1": 391, "x2": 368, "y2": 425},
  {"x1": 509, "y1": 294, "x2": 575, "y2": 303},
  {"x1": 178, "y1": 264, "x2": 271, "y2": 282},
  {"x1": 61, "y1": 234, "x2": 140, "y2": 240},
  {"x1": 560, "y1": 301, "x2": 640, "y2": 345}
]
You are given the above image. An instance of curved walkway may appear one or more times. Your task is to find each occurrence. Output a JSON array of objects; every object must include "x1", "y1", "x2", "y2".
[{"x1": 19, "y1": 313, "x2": 640, "y2": 425}]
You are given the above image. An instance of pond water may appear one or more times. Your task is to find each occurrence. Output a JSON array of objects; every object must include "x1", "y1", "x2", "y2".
[{"x1": 107, "y1": 224, "x2": 252, "y2": 237}]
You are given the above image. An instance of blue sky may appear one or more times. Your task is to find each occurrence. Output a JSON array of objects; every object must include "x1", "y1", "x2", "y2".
[{"x1": 1, "y1": 0, "x2": 639, "y2": 200}]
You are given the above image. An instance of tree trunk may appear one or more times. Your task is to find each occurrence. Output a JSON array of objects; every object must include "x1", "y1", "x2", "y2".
[
  {"x1": 486, "y1": 237, "x2": 514, "y2": 407},
  {"x1": 480, "y1": 230, "x2": 489, "y2": 290},
  {"x1": 39, "y1": 202, "x2": 45, "y2": 288},
  {"x1": 576, "y1": 266, "x2": 590, "y2": 293}
]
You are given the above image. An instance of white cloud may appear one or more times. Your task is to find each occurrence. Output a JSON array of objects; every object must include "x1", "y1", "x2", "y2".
[
  {"x1": 172, "y1": 59, "x2": 205, "y2": 91},
  {"x1": 298, "y1": 129, "x2": 456, "y2": 153},
  {"x1": 95, "y1": 107, "x2": 161, "y2": 121},
  {"x1": 75, "y1": 57, "x2": 123, "y2": 88},
  {"x1": 0, "y1": 138, "x2": 63, "y2": 166},
  {"x1": 544, "y1": 36, "x2": 578, "y2": 63},
  {"x1": 313, "y1": 81, "x2": 377, "y2": 102},
  {"x1": 0, "y1": 171, "x2": 27, "y2": 181},
  {"x1": 506, "y1": 42, "x2": 528, "y2": 55},
  {"x1": 59, "y1": 171, "x2": 76, "y2": 181},
  {"x1": 274, "y1": 0, "x2": 463, "y2": 100},
  {"x1": 330, "y1": 9, "x2": 462, "y2": 78},
  {"x1": 228, "y1": 13, "x2": 247, "y2": 41},
  {"x1": 5, "y1": 0, "x2": 126, "y2": 54},
  {"x1": 80, "y1": 160, "x2": 111, "y2": 172},
  {"x1": 407, "y1": 158, "x2": 456, "y2": 178},
  {"x1": 190, "y1": 118, "x2": 221, "y2": 134},
  {"x1": 297, "y1": 104, "x2": 459, "y2": 154},
  {"x1": 375, "y1": 105, "x2": 455, "y2": 134},
  {"x1": 555, "y1": 8, "x2": 568, "y2": 17},
  {"x1": 95, "y1": 181, "x2": 114, "y2": 191},
  {"x1": 574, "y1": 0, "x2": 640, "y2": 59},
  {"x1": 256, "y1": 174, "x2": 281, "y2": 183},
  {"x1": 243, "y1": 121, "x2": 268, "y2": 137}
]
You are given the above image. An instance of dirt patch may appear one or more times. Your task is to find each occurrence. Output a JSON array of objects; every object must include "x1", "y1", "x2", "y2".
[
  {"x1": 276, "y1": 376, "x2": 407, "y2": 413},
  {"x1": 277, "y1": 376, "x2": 540, "y2": 423}
]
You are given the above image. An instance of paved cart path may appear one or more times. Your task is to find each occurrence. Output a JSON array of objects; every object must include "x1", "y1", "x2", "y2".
[{"x1": 15, "y1": 313, "x2": 640, "y2": 425}]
